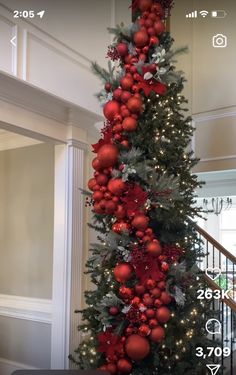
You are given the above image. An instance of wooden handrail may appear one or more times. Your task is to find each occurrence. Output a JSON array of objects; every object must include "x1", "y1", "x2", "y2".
[
  {"x1": 203, "y1": 274, "x2": 236, "y2": 313},
  {"x1": 196, "y1": 224, "x2": 236, "y2": 265}
]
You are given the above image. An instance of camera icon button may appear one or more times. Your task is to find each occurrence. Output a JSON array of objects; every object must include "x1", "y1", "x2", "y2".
[{"x1": 212, "y1": 33, "x2": 227, "y2": 48}]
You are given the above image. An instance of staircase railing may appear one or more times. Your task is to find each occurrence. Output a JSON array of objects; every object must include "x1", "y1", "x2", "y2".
[{"x1": 196, "y1": 224, "x2": 236, "y2": 375}]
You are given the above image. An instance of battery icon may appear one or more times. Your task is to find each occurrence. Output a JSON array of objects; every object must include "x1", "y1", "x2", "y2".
[{"x1": 211, "y1": 10, "x2": 227, "y2": 18}]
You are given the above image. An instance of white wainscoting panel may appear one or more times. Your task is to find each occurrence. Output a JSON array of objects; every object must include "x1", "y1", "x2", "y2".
[
  {"x1": 0, "y1": 294, "x2": 52, "y2": 324},
  {"x1": 0, "y1": 358, "x2": 38, "y2": 375},
  {"x1": 23, "y1": 31, "x2": 101, "y2": 115},
  {"x1": 0, "y1": 15, "x2": 17, "y2": 76}
]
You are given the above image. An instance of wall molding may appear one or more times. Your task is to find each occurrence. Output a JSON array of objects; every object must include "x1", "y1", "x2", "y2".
[
  {"x1": 0, "y1": 294, "x2": 52, "y2": 324},
  {"x1": 192, "y1": 106, "x2": 236, "y2": 123}
]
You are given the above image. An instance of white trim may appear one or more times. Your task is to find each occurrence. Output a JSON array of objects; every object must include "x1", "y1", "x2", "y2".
[
  {"x1": 192, "y1": 106, "x2": 236, "y2": 123},
  {"x1": 51, "y1": 144, "x2": 70, "y2": 369},
  {"x1": 0, "y1": 294, "x2": 52, "y2": 324},
  {"x1": 0, "y1": 357, "x2": 38, "y2": 375},
  {"x1": 200, "y1": 155, "x2": 236, "y2": 162}
]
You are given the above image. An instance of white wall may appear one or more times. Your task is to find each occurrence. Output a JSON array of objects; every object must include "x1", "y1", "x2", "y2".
[{"x1": 171, "y1": 0, "x2": 236, "y2": 172}]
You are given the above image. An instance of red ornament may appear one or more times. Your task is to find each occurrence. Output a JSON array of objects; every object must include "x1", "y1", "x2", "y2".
[
  {"x1": 138, "y1": 0, "x2": 152, "y2": 12},
  {"x1": 150, "y1": 326, "x2": 165, "y2": 342},
  {"x1": 114, "y1": 205, "x2": 126, "y2": 219},
  {"x1": 92, "y1": 191, "x2": 103, "y2": 202},
  {"x1": 125, "y1": 334, "x2": 150, "y2": 361},
  {"x1": 112, "y1": 221, "x2": 130, "y2": 234},
  {"x1": 138, "y1": 324, "x2": 150, "y2": 337},
  {"x1": 109, "y1": 306, "x2": 120, "y2": 316},
  {"x1": 134, "y1": 284, "x2": 146, "y2": 295},
  {"x1": 149, "y1": 36, "x2": 159, "y2": 46},
  {"x1": 143, "y1": 294, "x2": 153, "y2": 307},
  {"x1": 121, "y1": 76, "x2": 134, "y2": 91},
  {"x1": 131, "y1": 214, "x2": 149, "y2": 231},
  {"x1": 96, "y1": 173, "x2": 109, "y2": 186},
  {"x1": 88, "y1": 178, "x2": 97, "y2": 191},
  {"x1": 108, "y1": 179, "x2": 126, "y2": 196},
  {"x1": 152, "y1": 3, "x2": 164, "y2": 17},
  {"x1": 146, "y1": 240, "x2": 162, "y2": 256},
  {"x1": 151, "y1": 288, "x2": 161, "y2": 298},
  {"x1": 132, "y1": 296, "x2": 141, "y2": 307},
  {"x1": 116, "y1": 42, "x2": 129, "y2": 57},
  {"x1": 117, "y1": 358, "x2": 132, "y2": 373},
  {"x1": 127, "y1": 97, "x2": 143, "y2": 114},
  {"x1": 121, "y1": 91, "x2": 132, "y2": 103},
  {"x1": 156, "y1": 306, "x2": 171, "y2": 323},
  {"x1": 154, "y1": 20, "x2": 165, "y2": 35},
  {"x1": 160, "y1": 291, "x2": 172, "y2": 305},
  {"x1": 157, "y1": 281, "x2": 166, "y2": 290},
  {"x1": 122, "y1": 117, "x2": 137, "y2": 132},
  {"x1": 161, "y1": 262, "x2": 170, "y2": 272},
  {"x1": 149, "y1": 318, "x2": 158, "y2": 328},
  {"x1": 105, "y1": 82, "x2": 112, "y2": 92},
  {"x1": 154, "y1": 298, "x2": 163, "y2": 308},
  {"x1": 145, "y1": 279, "x2": 156, "y2": 290},
  {"x1": 147, "y1": 27, "x2": 156, "y2": 36},
  {"x1": 92, "y1": 157, "x2": 102, "y2": 171},
  {"x1": 97, "y1": 144, "x2": 119, "y2": 169},
  {"x1": 134, "y1": 30, "x2": 149, "y2": 48},
  {"x1": 113, "y1": 88, "x2": 123, "y2": 101},
  {"x1": 103, "y1": 100, "x2": 120, "y2": 122},
  {"x1": 114, "y1": 263, "x2": 134, "y2": 283},
  {"x1": 146, "y1": 308, "x2": 155, "y2": 319},
  {"x1": 106, "y1": 363, "x2": 117, "y2": 374},
  {"x1": 94, "y1": 202, "x2": 104, "y2": 215},
  {"x1": 119, "y1": 286, "x2": 133, "y2": 300},
  {"x1": 105, "y1": 200, "x2": 117, "y2": 215}
]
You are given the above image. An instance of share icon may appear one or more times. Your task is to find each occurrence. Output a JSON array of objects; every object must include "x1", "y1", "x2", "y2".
[{"x1": 206, "y1": 364, "x2": 221, "y2": 375}]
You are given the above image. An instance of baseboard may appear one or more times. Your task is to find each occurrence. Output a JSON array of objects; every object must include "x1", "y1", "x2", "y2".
[{"x1": 0, "y1": 358, "x2": 38, "y2": 375}]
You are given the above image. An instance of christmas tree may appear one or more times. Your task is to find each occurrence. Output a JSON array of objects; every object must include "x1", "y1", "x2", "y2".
[{"x1": 71, "y1": 0, "x2": 214, "y2": 374}]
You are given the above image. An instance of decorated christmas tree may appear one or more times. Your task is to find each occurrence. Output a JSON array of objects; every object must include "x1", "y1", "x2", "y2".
[{"x1": 71, "y1": 0, "x2": 214, "y2": 374}]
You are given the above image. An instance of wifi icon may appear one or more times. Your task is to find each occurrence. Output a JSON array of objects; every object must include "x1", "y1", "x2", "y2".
[{"x1": 200, "y1": 10, "x2": 209, "y2": 17}]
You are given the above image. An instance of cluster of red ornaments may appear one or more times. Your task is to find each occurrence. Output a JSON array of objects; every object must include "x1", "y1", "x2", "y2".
[{"x1": 87, "y1": 1, "x2": 173, "y2": 374}]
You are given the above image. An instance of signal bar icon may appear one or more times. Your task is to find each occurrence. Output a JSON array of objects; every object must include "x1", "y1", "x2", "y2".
[{"x1": 186, "y1": 10, "x2": 197, "y2": 18}]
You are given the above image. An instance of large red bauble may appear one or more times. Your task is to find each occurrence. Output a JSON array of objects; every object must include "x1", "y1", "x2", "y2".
[
  {"x1": 134, "y1": 284, "x2": 146, "y2": 295},
  {"x1": 160, "y1": 292, "x2": 172, "y2": 305},
  {"x1": 157, "y1": 281, "x2": 166, "y2": 290},
  {"x1": 156, "y1": 306, "x2": 171, "y2": 323},
  {"x1": 121, "y1": 91, "x2": 132, "y2": 103},
  {"x1": 108, "y1": 178, "x2": 126, "y2": 196},
  {"x1": 105, "y1": 200, "x2": 117, "y2": 215},
  {"x1": 152, "y1": 3, "x2": 164, "y2": 17},
  {"x1": 131, "y1": 214, "x2": 149, "y2": 231},
  {"x1": 116, "y1": 42, "x2": 128, "y2": 57},
  {"x1": 121, "y1": 76, "x2": 134, "y2": 91},
  {"x1": 138, "y1": 0, "x2": 152, "y2": 12},
  {"x1": 103, "y1": 100, "x2": 120, "y2": 121},
  {"x1": 122, "y1": 117, "x2": 137, "y2": 132},
  {"x1": 114, "y1": 262, "x2": 133, "y2": 283},
  {"x1": 149, "y1": 318, "x2": 158, "y2": 328},
  {"x1": 127, "y1": 97, "x2": 143, "y2": 114},
  {"x1": 150, "y1": 36, "x2": 159, "y2": 46},
  {"x1": 117, "y1": 358, "x2": 132, "y2": 373},
  {"x1": 97, "y1": 144, "x2": 119, "y2": 169},
  {"x1": 92, "y1": 157, "x2": 102, "y2": 171},
  {"x1": 125, "y1": 334, "x2": 150, "y2": 361},
  {"x1": 88, "y1": 178, "x2": 97, "y2": 191},
  {"x1": 133, "y1": 30, "x2": 149, "y2": 48},
  {"x1": 146, "y1": 240, "x2": 162, "y2": 256},
  {"x1": 154, "y1": 20, "x2": 165, "y2": 35},
  {"x1": 143, "y1": 294, "x2": 153, "y2": 307},
  {"x1": 114, "y1": 205, "x2": 126, "y2": 219},
  {"x1": 145, "y1": 279, "x2": 156, "y2": 290},
  {"x1": 96, "y1": 173, "x2": 109, "y2": 186},
  {"x1": 112, "y1": 221, "x2": 130, "y2": 234},
  {"x1": 150, "y1": 326, "x2": 165, "y2": 342}
]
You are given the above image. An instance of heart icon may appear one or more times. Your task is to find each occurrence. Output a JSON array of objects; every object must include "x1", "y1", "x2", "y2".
[{"x1": 205, "y1": 267, "x2": 221, "y2": 281}]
